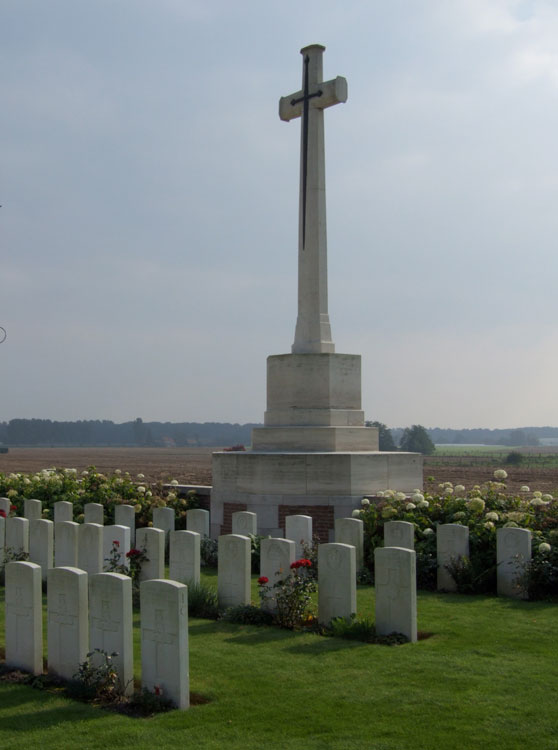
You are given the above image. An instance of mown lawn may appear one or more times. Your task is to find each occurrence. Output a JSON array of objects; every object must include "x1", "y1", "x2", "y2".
[{"x1": 0, "y1": 572, "x2": 556, "y2": 750}]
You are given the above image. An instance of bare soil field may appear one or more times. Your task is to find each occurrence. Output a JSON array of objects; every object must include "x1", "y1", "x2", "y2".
[
  {"x1": 1, "y1": 447, "x2": 558, "y2": 494},
  {"x1": 0, "y1": 447, "x2": 213, "y2": 485}
]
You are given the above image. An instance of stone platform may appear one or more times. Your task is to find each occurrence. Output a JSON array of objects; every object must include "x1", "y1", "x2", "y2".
[{"x1": 210, "y1": 450, "x2": 423, "y2": 540}]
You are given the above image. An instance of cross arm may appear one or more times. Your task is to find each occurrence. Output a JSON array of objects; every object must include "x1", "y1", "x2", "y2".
[{"x1": 279, "y1": 76, "x2": 348, "y2": 122}]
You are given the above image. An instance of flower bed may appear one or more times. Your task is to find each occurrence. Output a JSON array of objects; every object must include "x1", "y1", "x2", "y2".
[{"x1": 357, "y1": 470, "x2": 558, "y2": 598}]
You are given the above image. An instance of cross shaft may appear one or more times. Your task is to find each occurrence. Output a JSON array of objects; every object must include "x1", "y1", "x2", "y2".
[{"x1": 279, "y1": 44, "x2": 347, "y2": 354}]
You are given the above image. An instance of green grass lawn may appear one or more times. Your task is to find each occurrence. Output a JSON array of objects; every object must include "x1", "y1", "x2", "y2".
[{"x1": 0, "y1": 572, "x2": 557, "y2": 750}]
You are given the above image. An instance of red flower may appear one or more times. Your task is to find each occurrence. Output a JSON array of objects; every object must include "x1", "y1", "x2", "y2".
[
  {"x1": 126, "y1": 548, "x2": 141, "y2": 558},
  {"x1": 0, "y1": 509, "x2": 6, "y2": 518},
  {"x1": 10, "y1": 505, "x2": 16, "y2": 511},
  {"x1": 257, "y1": 576, "x2": 269, "y2": 585},
  {"x1": 113, "y1": 540, "x2": 120, "y2": 547},
  {"x1": 291, "y1": 558, "x2": 312, "y2": 570}
]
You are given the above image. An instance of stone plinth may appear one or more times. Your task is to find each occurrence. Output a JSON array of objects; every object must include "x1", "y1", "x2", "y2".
[{"x1": 211, "y1": 450, "x2": 422, "y2": 539}]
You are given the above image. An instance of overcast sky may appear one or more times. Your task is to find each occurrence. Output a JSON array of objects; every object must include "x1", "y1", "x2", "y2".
[{"x1": 2, "y1": 0, "x2": 558, "y2": 429}]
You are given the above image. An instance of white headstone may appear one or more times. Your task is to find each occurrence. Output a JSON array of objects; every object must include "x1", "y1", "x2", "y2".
[
  {"x1": 29, "y1": 519, "x2": 54, "y2": 580},
  {"x1": 47, "y1": 566, "x2": 89, "y2": 681},
  {"x1": 285, "y1": 515, "x2": 312, "y2": 559},
  {"x1": 54, "y1": 521, "x2": 79, "y2": 568},
  {"x1": 141, "y1": 579, "x2": 189, "y2": 710},
  {"x1": 84, "y1": 503, "x2": 104, "y2": 525},
  {"x1": 318, "y1": 543, "x2": 356, "y2": 625},
  {"x1": 5, "y1": 561, "x2": 43, "y2": 675},
  {"x1": 335, "y1": 517, "x2": 364, "y2": 568},
  {"x1": 384, "y1": 521, "x2": 415, "y2": 551},
  {"x1": 375, "y1": 546, "x2": 417, "y2": 643},
  {"x1": 78, "y1": 523, "x2": 103, "y2": 575},
  {"x1": 231, "y1": 511, "x2": 257, "y2": 536},
  {"x1": 103, "y1": 525, "x2": 131, "y2": 571},
  {"x1": 260, "y1": 537, "x2": 296, "y2": 584},
  {"x1": 0, "y1": 497, "x2": 11, "y2": 517},
  {"x1": 152, "y1": 507, "x2": 175, "y2": 552},
  {"x1": 24, "y1": 498, "x2": 42, "y2": 521},
  {"x1": 186, "y1": 508, "x2": 210, "y2": 537},
  {"x1": 136, "y1": 527, "x2": 165, "y2": 582},
  {"x1": 6, "y1": 516, "x2": 29, "y2": 557},
  {"x1": 89, "y1": 572, "x2": 134, "y2": 696},
  {"x1": 54, "y1": 501, "x2": 73, "y2": 523},
  {"x1": 497, "y1": 527, "x2": 532, "y2": 599},
  {"x1": 217, "y1": 534, "x2": 251, "y2": 609},
  {"x1": 169, "y1": 530, "x2": 200, "y2": 585},
  {"x1": 437, "y1": 523, "x2": 470, "y2": 592},
  {"x1": 114, "y1": 504, "x2": 135, "y2": 546}
]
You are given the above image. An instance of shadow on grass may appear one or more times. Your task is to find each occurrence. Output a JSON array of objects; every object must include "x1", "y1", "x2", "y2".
[{"x1": 0, "y1": 685, "x2": 106, "y2": 730}]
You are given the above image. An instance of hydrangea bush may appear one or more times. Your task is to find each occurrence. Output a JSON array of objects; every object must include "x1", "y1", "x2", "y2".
[
  {"x1": 357, "y1": 470, "x2": 558, "y2": 597},
  {"x1": 0, "y1": 467, "x2": 200, "y2": 529}
]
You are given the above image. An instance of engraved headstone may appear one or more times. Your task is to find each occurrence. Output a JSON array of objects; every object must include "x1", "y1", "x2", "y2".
[
  {"x1": 186, "y1": 508, "x2": 210, "y2": 537},
  {"x1": 115, "y1": 504, "x2": 135, "y2": 546},
  {"x1": 54, "y1": 500, "x2": 73, "y2": 523},
  {"x1": 141, "y1": 579, "x2": 189, "y2": 709},
  {"x1": 78, "y1": 523, "x2": 103, "y2": 575},
  {"x1": 6, "y1": 516, "x2": 29, "y2": 557},
  {"x1": 89, "y1": 572, "x2": 134, "y2": 696},
  {"x1": 260, "y1": 537, "x2": 296, "y2": 611},
  {"x1": 0, "y1": 497, "x2": 11, "y2": 517},
  {"x1": 54, "y1": 521, "x2": 79, "y2": 568},
  {"x1": 5, "y1": 561, "x2": 43, "y2": 674},
  {"x1": 84, "y1": 503, "x2": 104, "y2": 525},
  {"x1": 318, "y1": 543, "x2": 356, "y2": 625},
  {"x1": 169, "y1": 530, "x2": 200, "y2": 585},
  {"x1": 47, "y1": 566, "x2": 88, "y2": 680},
  {"x1": 24, "y1": 498, "x2": 42, "y2": 521},
  {"x1": 231, "y1": 511, "x2": 257, "y2": 536},
  {"x1": 29, "y1": 519, "x2": 54, "y2": 580},
  {"x1": 285, "y1": 515, "x2": 312, "y2": 559},
  {"x1": 437, "y1": 524, "x2": 470, "y2": 592},
  {"x1": 136, "y1": 527, "x2": 165, "y2": 582},
  {"x1": 217, "y1": 534, "x2": 251, "y2": 608},
  {"x1": 335, "y1": 517, "x2": 364, "y2": 568},
  {"x1": 103, "y1": 525, "x2": 131, "y2": 571},
  {"x1": 497, "y1": 527, "x2": 532, "y2": 599},
  {"x1": 384, "y1": 521, "x2": 414, "y2": 551},
  {"x1": 152, "y1": 507, "x2": 175, "y2": 553},
  {"x1": 375, "y1": 546, "x2": 417, "y2": 642}
]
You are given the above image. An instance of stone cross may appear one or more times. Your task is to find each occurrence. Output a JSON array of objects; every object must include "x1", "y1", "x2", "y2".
[{"x1": 279, "y1": 44, "x2": 347, "y2": 355}]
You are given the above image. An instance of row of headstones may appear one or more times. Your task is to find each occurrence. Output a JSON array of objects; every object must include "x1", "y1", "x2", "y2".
[
  {"x1": 385, "y1": 520, "x2": 533, "y2": 599},
  {"x1": 0, "y1": 496, "x2": 211, "y2": 546},
  {"x1": 220, "y1": 533, "x2": 416, "y2": 641},
  {"x1": 1, "y1": 498, "x2": 532, "y2": 599},
  {"x1": 4, "y1": 562, "x2": 189, "y2": 709},
  {"x1": 0, "y1": 516, "x2": 202, "y2": 584}
]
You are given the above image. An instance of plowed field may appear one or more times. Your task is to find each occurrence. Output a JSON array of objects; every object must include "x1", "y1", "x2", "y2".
[{"x1": 1, "y1": 446, "x2": 558, "y2": 494}]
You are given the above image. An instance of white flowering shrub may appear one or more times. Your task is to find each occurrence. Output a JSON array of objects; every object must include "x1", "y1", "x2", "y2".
[
  {"x1": 358, "y1": 476, "x2": 558, "y2": 597},
  {"x1": 0, "y1": 467, "x2": 201, "y2": 530}
]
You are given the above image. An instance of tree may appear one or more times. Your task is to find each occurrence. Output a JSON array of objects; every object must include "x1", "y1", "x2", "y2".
[
  {"x1": 399, "y1": 425, "x2": 435, "y2": 455},
  {"x1": 367, "y1": 421, "x2": 397, "y2": 451}
]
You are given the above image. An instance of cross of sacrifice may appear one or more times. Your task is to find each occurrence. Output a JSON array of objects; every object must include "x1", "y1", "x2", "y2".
[{"x1": 279, "y1": 44, "x2": 347, "y2": 355}]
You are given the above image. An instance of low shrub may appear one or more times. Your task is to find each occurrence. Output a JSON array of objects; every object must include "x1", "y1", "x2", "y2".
[
  {"x1": 325, "y1": 615, "x2": 408, "y2": 645},
  {"x1": 222, "y1": 604, "x2": 274, "y2": 626},
  {"x1": 187, "y1": 582, "x2": 220, "y2": 619},
  {"x1": 200, "y1": 536, "x2": 218, "y2": 567}
]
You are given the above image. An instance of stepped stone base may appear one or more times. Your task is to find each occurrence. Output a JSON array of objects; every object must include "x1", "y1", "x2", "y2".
[{"x1": 210, "y1": 450, "x2": 423, "y2": 539}]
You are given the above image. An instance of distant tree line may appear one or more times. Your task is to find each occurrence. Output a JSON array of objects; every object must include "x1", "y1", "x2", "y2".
[
  {"x1": 0, "y1": 418, "x2": 256, "y2": 447},
  {"x1": 366, "y1": 423, "x2": 554, "y2": 454},
  {"x1": 0, "y1": 418, "x2": 553, "y2": 452}
]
